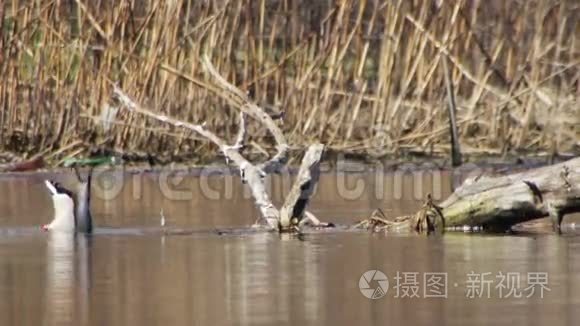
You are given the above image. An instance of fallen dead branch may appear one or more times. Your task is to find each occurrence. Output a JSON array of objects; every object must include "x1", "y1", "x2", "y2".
[
  {"x1": 114, "y1": 56, "x2": 326, "y2": 232},
  {"x1": 363, "y1": 157, "x2": 580, "y2": 234}
]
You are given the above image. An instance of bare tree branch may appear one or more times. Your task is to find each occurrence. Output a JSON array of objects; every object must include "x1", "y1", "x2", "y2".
[
  {"x1": 113, "y1": 86, "x2": 279, "y2": 229},
  {"x1": 222, "y1": 111, "x2": 246, "y2": 164},
  {"x1": 233, "y1": 112, "x2": 246, "y2": 150},
  {"x1": 113, "y1": 56, "x2": 325, "y2": 232},
  {"x1": 114, "y1": 87, "x2": 226, "y2": 149},
  {"x1": 201, "y1": 55, "x2": 289, "y2": 173}
]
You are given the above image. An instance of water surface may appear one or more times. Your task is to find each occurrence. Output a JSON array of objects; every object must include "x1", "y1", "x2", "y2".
[{"x1": 1, "y1": 170, "x2": 579, "y2": 325}]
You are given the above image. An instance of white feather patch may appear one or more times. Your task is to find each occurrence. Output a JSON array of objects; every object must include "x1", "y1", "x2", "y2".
[{"x1": 45, "y1": 180, "x2": 58, "y2": 195}]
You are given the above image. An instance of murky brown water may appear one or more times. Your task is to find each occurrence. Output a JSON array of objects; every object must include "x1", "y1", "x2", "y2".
[{"x1": 1, "y1": 169, "x2": 580, "y2": 325}]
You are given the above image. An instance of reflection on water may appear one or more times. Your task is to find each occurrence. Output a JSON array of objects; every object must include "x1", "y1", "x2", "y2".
[
  {"x1": 45, "y1": 233, "x2": 75, "y2": 324},
  {"x1": 0, "y1": 171, "x2": 580, "y2": 325},
  {"x1": 42, "y1": 233, "x2": 92, "y2": 325}
]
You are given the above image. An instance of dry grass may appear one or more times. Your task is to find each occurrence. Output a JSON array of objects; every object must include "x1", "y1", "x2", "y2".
[{"x1": 0, "y1": 0, "x2": 578, "y2": 165}]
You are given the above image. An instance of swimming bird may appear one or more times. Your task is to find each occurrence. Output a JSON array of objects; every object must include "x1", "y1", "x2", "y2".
[{"x1": 42, "y1": 167, "x2": 93, "y2": 233}]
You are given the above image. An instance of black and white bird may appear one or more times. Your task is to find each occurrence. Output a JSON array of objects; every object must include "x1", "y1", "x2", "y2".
[{"x1": 42, "y1": 168, "x2": 93, "y2": 233}]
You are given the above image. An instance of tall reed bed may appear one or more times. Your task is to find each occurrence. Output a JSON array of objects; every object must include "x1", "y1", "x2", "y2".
[{"x1": 0, "y1": 0, "x2": 578, "y2": 164}]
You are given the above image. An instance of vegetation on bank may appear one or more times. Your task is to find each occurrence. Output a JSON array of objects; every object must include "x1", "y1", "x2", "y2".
[{"x1": 0, "y1": 0, "x2": 578, "y2": 167}]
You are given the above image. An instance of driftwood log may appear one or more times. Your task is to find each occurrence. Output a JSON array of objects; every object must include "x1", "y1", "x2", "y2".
[
  {"x1": 373, "y1": 157, "x2": 580, "y2": 234},
  {"x1": 114, "y1": 56, "x2": 324, "y2": 232}
]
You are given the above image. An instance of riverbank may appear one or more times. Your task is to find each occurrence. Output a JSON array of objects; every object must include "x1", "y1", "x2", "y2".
[{"x1": 1, "y1": 149, "x2": 576, "y2": 177}]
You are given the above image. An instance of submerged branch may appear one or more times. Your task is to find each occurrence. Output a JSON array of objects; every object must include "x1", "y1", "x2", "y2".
[
  {"x1": 114, "y1": 87, "x2": 280, "y2": 229},
  {"x1": 115, "y1": 57, "x2": 325, "y2": 232}
]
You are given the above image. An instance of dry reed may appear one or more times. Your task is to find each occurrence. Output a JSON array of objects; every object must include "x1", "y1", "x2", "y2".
[{"x1": 0, "y1": 0, "x2": 578, "y2": 165}]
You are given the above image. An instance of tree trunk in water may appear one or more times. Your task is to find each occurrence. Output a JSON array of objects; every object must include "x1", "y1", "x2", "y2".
[{"x1": 378, "y1": 157, "x2": 580, "y2": 234}]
